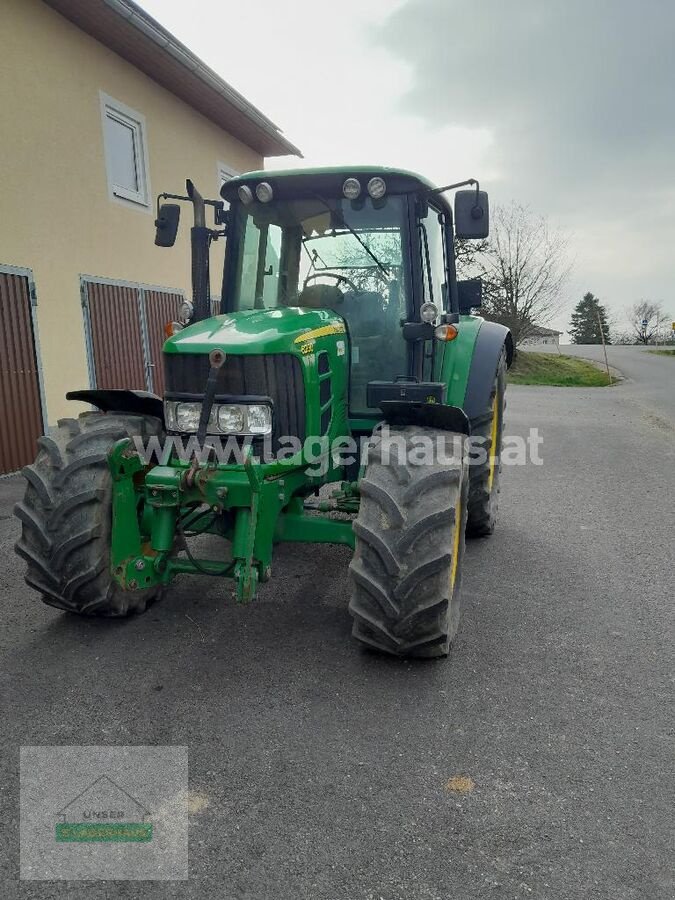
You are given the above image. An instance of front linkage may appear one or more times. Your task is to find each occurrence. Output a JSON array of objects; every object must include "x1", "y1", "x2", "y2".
[{"x1": 107, "y1": 439, "x2": 356, "y2": 602}]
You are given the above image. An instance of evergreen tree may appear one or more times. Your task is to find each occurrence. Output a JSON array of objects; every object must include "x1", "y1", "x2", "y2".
[{"x1": 569, "y1": 292, "x2": 611, "y2": 344}]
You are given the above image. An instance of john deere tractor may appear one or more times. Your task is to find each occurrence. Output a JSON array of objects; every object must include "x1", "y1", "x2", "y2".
[{"x1": 15, "y1": 167, "x2": 512, "y2": 658}]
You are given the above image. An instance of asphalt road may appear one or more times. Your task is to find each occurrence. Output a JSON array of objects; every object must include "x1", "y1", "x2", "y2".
[
  {"x1": 530, "y1": 342, "x2": 675, "y2": 423},
  {"x1": 1, "y1": 347, "x2": 673, "y2": 899}
]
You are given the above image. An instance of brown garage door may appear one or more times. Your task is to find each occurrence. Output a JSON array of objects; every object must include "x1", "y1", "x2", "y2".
[
  {"x1": 83, "y1": 278, "x2": 184, "y2": 394},
  {"x1": 84, "y1": 280, "x2": 147, "y2": 390},
  {"x1": 0, "y1": 267, "x2": 44, "y2": 474},
  {"x1": 143, "y1": 289, "x2": 183, "y2": 395}
]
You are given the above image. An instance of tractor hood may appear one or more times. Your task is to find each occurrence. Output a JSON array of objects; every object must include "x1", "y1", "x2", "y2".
[{"x1": 163, "y1": 306, "x2": 346, "y2": 357}]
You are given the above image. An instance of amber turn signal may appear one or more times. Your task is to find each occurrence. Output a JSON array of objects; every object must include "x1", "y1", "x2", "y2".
[
  {"x1": 434, "y1": 323, "x2": 459, "y2": 342},
  {"x1": 165, "y1": 321, "x2": 184, "y2": 337}
]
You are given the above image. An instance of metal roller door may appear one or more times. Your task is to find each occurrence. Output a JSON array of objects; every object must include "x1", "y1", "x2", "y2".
[
  {"x1": 82, "y1": 280, "x2": 147, "y2": 390},
  {"x1": 82, "y1": 277, "x2": 184, "y2": 394},
  {"x1": 0, "y1": 266, "x2": 45, "y2": 475},
  {"x1": 142, "y1": 288, "x2": 184, "y2": 395}
]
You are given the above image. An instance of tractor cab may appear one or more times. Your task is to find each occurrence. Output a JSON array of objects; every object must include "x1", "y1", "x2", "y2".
[{"x1": 217, "y1": 168, "x2": 487, "y2": 416}]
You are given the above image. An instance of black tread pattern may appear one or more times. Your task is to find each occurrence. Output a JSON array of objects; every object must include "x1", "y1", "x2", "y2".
[
  {"x1": 14, "y1": 412, "x2": 164, "y2": 617},
  {"x1": 466, "y1": 351, "x2": 507, "y2": 538},
  {"x1": 348, "y1": 426, "x2": 468, "y2": 659}
]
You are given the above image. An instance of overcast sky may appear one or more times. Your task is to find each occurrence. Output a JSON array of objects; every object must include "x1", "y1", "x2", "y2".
[{"x1": 139, "y1": 0, "x2": 673, "y2": 336}]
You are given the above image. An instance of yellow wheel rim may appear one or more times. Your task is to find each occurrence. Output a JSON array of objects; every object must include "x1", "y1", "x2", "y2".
[
  {"x1": 449, "y1": 491, "x2": 462, "y2": 592},
  {"x1": 487, "y1": 393, "x2": 500, "y2": 493}
]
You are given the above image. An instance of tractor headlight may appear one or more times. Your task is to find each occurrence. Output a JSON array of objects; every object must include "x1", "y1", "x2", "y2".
[
  {"x1": 238, "y1": 185, "x2": 254, "y2": 205},
  {"x1": 342, "y1": 177, "x2": 362, "y2": 200},
  {"x1": 164, "y1": 401, "x2": 272, "y2": 435},
  {"x1": 217, "y1": 405, "x2": 245, "y2": 433},
  {"x1": 165, "y1": 401, "x2": 208, "y2": 433},
  {"x1": 367, "y1": 176, "x2": 387, "y2": 199},
  {"x1": 246, "y1": 404, "x2": 273, "y2": 435},
  {"x1": 178, "y1": 300, "x2": 194, "y2": 325},
  {"x1": 420, "y1": 302, "x2": 439, "y2": 323},
  {"x1": 255, "y1": 182, "x2": 274, "y2": 203}
]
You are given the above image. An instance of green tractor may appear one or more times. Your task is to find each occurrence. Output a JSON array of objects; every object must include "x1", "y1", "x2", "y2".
[{"x1": 15, "y1": 167, "x2": 512, "y2": 658}]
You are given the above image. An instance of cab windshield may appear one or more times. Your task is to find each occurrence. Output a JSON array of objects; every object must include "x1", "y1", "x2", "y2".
[{"x1": 225, "y1": 194, "x2": 411, "y2": 413}]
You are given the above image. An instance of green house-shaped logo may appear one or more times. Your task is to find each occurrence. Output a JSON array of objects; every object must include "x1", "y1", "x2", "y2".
[{"x1": 55, "y1": 775, "x2": 153, "y2": 843}]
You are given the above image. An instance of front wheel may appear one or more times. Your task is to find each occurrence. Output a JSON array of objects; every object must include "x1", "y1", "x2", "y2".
[
  {"x1": 466, "y1": 350, "x2": 507, "y2": 537},
  {"x1": 348, "y1": 426, "x2": 468, "y2": 659},
  {"x1": 14, "y1": 411, "x2": 165, "y2": 617}
]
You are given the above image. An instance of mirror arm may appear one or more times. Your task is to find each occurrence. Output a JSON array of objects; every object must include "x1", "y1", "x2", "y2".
[
  {"x1": 427, "y1": 178, "x2": 480, "y2": 199},
  {"x1": 155, "y1": 190, "x2": 228, "y2": 233},
  {"x1": 156, "y1": 192, "x2": 189, "y2": 222}
]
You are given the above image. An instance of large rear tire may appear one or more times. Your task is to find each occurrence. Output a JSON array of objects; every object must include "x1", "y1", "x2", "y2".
[
  {"x1": 466, "y1": 350, "x2": 507, "y2": 538},
  {"x1": 348, "y1": 426, "x2": 468, "y2": 659},
  {"x1": 14, "y1": 411, "x2": 165, "y2": 617}
]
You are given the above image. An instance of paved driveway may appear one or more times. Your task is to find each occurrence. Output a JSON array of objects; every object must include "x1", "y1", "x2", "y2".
[{"x1": 1, "y1": 349, "x2": 673, "y2": 898}]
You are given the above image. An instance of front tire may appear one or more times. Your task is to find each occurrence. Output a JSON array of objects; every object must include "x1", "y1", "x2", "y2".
[
  {"x1": 15, "y1": 411, "x2": 165, "y2": 617},
  {"x1": 348, "y1": 426, "x2": 468, "y2": 658}
]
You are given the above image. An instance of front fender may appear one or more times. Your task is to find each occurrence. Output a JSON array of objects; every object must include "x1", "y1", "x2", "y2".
[
  {"x1": 379, "y1": 401, "x2": 471, "y2": 435},
  {"x1": 66, "y1": 389, "x2": 164, "y2": 423},
  {"x1": 462, "y1": 321, "x2": 512, "y2": 423}
]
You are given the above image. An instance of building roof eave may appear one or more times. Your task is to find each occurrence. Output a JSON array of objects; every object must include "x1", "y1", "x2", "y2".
[{"x1": 42, "y1": 0, "x2": 302, "y2": 158}]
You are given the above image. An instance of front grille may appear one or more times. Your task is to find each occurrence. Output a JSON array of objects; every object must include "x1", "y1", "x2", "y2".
[{"x1": 164, "y1": 352, "x2": 306, "y2": 442}]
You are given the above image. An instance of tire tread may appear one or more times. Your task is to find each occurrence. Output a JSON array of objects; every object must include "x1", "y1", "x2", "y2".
[{"x1": 14, "y1": 412, "x2": 164, "y2": 617}]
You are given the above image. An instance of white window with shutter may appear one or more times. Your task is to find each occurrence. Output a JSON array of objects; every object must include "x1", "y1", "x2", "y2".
[
  {"x1": 217, "y1": 162, "x2": 238, "y2": 190},
  {"x1": 100, "y1": 93, "x2": 151, "y2": 208}
]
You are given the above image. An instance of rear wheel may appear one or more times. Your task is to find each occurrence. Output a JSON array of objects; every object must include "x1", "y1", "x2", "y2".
[
  {"x1": 15, "y1": 411, "x2": 165, "y2": 616},
  {"x1": 348, "y1": 426, "x2": 468, "y2": 658},
  {"x1": 466, "y1": 350, "x2": 507, "y2": 537}
]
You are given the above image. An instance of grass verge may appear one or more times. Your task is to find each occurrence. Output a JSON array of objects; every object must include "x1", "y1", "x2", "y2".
[
  {"x1": 508, "y1": 351, "x2": 612, "y2": 386},
  {"x1": 648, "y1": 348, "x2": 675, "y2": 356}
]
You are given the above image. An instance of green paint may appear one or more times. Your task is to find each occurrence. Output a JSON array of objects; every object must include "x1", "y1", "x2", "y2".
[
  {"x1": 55, "y1": 823, "x2": 152, "y2": 843},
  {"x1": 164, "y1": 306, "x2": 345, "y2": 356},
  {"x1": 104, "y1": 167, "x2": 502, "y2": 603},
  {"x1": 275, "y1": 512, "x2": 355, "y2": 549},
  {"x1": 108, "y1": 439, "x2": 146, "y2": 585},
  {"x1": 108, "y1": 313, "x2": 485, "y2": 601},
  {"x1": 442, "y1": 315, "x2": 484, "y2": 407}
]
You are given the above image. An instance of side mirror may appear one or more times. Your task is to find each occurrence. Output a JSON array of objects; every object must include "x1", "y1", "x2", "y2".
[
  {"x1": 454, "y1": 189, "x2": 489, "y2": 239},
  {"x1": 154, "y1": 203, "x2": 181, "y2": 247},
  {"x1": 457, "y1": 278, "x2": 482, "y2": 313}
]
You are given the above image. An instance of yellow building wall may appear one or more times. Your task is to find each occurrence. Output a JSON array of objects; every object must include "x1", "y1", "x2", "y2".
[{"x1": 0, "y1": 0, "x2": 262, "y2": 423}]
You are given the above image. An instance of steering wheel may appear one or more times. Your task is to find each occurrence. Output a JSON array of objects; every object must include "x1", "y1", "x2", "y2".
[{"x1": 304, "y1": 272, "x2": 360, "y2": 293}]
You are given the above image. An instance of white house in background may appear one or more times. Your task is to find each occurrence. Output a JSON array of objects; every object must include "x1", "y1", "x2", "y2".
[{"x1": 519, "y1": 326, "x2": 563, "y2": 347}]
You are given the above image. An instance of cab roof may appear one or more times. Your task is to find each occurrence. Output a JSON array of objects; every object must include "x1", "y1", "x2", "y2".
[{"x1": 220, "y1": 166, "x2": 449, "y2": 210}]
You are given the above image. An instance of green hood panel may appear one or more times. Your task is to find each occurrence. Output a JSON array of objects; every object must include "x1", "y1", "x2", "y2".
[{"x1": 164, "y1": 307, "x2": 346, "y2": 356}]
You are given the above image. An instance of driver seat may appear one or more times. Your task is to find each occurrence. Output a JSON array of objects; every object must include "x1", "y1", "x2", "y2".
[{"x1": 296, "y1": 284, "x2": 344, "y2": 310}]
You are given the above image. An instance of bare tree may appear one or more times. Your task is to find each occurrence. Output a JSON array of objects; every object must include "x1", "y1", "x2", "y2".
[
  {"x1": 455, "y1": 237, "x2": 489, "y2": 280},
  {"x1": 610, "y1": 329, "x2": 635, "y2": 345},
  {"x1": 626, "y1": 300, "x2": 670, "y2": 344},
  {"x1": 473, "y1": 203, "x2": 571, "y2": 345}
]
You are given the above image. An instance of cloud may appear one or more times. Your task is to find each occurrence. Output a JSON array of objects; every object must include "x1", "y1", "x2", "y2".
[
  {"x1": 138, "y1": 0, "x2": 674, "y2": 327},
  {"x1": 375, "y1": 0, "x2": 675, "y2": 325},
  {"x1": 377, "y1": 0, "x2": 674, "y2": 202}
]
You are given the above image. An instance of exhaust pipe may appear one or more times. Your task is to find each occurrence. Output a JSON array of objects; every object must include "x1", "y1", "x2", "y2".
[{"x1": 186, "y1": 179, "x2": 211, "y2": 322}]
